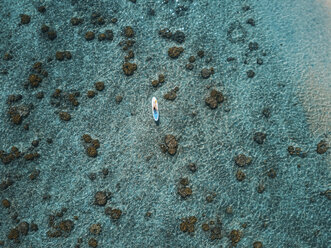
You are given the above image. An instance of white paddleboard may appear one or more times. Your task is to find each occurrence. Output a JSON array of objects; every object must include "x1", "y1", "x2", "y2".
[{"x1": 152, "y1": 97, "x2": 159, "y2": 121}]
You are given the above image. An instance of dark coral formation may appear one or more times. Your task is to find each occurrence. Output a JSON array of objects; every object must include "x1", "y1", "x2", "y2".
[
  {"x1": 29, "y1": 74, "x2": 42, "y2": 87},
  {"x1": 236, "y1": 170, "x2": 246, "y2": 181},
  {"x1": 85, "y1": 31, "x2": 95, "y2": 41},
  {"x1": 163, "y1": 135, "x2": 178, "y2": 155},
  {"x1": 234, "y1": 154, "x2": 252, "y2": 167},
  {"x1": 229, "y1": 229, "x2": 242, "y2": 245},
  {"x1": 8, "y1": 105, "x2": 32, "y2": 125},
  {"x1": 89, "y1": 223, "x2": 102, "y2": 235},
  {"x1": 205, "y1": 89, "x2": 224, "y2": 109},
  {"x1": 59, "y1": 111, "x2": 71, "y2": 121},
  {"x1": 246, "y1": 69, "x2": 255, "y2": 78},
  {"x1": 20, "y1": 14, "x2": 30, "y2": 25},
  {"x1": 82, "y1": 134, "x2": 101, "y2": 158},
  {"x1": 180, "y1": 216, "x2": 197, "y2": 233},
  {"x1": 87, "y1": 146, "x2": 98, "y2": 157},
  {"x1": 177, "y1": 177, "x2": 192, "y2": 199},
  {"x1": 164, "y1": 87, "x2": 179, "y2": 101},
  {"x1": 94, "y1": 191, "x2": 111, "y2": 206},
  {"x1": 151, "y1": 74, "x2": 165, "y2": 87},
  {"x1": 316, "y1": 140, "x2": 328, "y2": 154},
  {"x1": 201, "y1": 67, "x2": 214, "y2": 79},
  {"x1": 168, "y1": 47, "x2": 184, "y2": 58},
  {"x1": 122, "y1": 62, "x2": 137, "y2": 76},
  {"x1": 95, "y1": 82, "x2": 105, "y2": 91},
  {"x1": 123, "y1": 26, "x2": 134, "y2": 38},
  {"x1": 55, "y1": 51, "x2": 72, "y2": 61}
]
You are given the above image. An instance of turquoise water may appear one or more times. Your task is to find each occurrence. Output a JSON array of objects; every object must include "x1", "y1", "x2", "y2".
[{"x1": 0, "y1": 0, "x2": 330, "y2": 247}]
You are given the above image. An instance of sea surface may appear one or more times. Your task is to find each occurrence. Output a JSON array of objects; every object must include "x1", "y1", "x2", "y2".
[{"x1": 0, "y1": 0, "x2": 330, "y2": 247}]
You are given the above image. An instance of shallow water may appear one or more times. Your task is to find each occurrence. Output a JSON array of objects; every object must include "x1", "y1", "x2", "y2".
[{"x1": 0, "y1": 0, "x2": 330, "y2": 247}]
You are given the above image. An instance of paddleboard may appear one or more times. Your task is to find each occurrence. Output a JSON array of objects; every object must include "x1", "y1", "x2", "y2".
[{"x1": 152, "y1": 97, "x2": 159, "y2": 121}]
